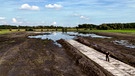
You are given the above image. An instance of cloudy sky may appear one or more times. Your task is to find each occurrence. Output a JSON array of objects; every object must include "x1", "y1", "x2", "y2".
[{"x1": 0, "y1": 0, "x2": 135, "y2": 26}]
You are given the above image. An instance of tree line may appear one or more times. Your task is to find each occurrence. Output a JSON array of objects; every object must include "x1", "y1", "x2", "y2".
[
  {"x1": 0, "y1": 22, "x2": 135, "y2": 30},
  {"x1": 0, "y1": 25, "x2": 65, "y2": 31},
  {"x1": 77, "y1": 23, "x2": 135, "y2": 30},
  {"x1": 0, "y1": 25, "x2": 63, "y2": 29}
]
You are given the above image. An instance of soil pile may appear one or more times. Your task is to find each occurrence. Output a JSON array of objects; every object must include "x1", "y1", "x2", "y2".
[
  {"x1": 0, "y1": 32, "x2": 86, "y2": 76},
  {"x1": 76, "y1": 32, "x2": 135, "y2": 67},
  {"x1": 57, "y1": 39, "x2": 113, "y2": 76}
]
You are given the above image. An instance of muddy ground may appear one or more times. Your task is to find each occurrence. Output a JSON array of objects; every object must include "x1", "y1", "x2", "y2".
[
  {"x1": 76, "y1": 32, "x2": 135, "y2": 67},
  {"x1": 0, "y1": 32, "x2": 135, "y2": 76},
  {"x1": 0, "y1": 32, "x2": 87, "y2": 76}
]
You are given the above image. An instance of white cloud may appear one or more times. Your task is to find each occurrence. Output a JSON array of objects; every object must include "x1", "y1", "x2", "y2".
[
  {"x1": 12, "y1": 18, "x2": 22, "y2": 24},
  {"x1": 31, "y1": 6, "x2": 39, "y2": 10},
  {"x1": 12, "y1": 18, "x2": 17, "y2": 23},
  {"x1": 80, "y1": 16, "x2": 89, "y2": 20},
  {"x1": 20, "y1": 4, "x2": 40, "y2": 10},
  {"x1": 21, "y1": 4, "x2": 31, "y2": 9},
  {"x1": 0, "y1": 17, "x2": 5, "y2": 20},
  {"x1": 52, "y1": 22, "x2": 57, "y2": 25},
  {"x1": 45, "y1": 4, "x2": 62, "y2": 9},
  {"x1": 73, "y1": 13, "x2": 89, "y2": 20}
]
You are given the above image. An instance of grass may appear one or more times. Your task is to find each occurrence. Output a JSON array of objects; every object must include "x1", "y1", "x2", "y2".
[
  {"x1": 1, "y1": 28, "x2": 135, "y2": 34},
  {"x1": 0, "y1": 29, "x2": 14, "y2": 34},
  {"x1": 78, "y1": 29, "x2": 135, "y2": 34},
  {"x1": 0, "y1": 29, "x2": 25, "y2": 34}
]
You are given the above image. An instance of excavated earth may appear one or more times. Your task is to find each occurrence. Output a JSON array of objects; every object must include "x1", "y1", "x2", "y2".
[
  {"x1": 75, "y1": 32, "x2": 135, "y2": 67},
  {"x1": 0, "y1": 32, "x2": 88, "y2": 76},
  {"x1": 0, "y1": 32, "x2": 135, "y2": 76}
]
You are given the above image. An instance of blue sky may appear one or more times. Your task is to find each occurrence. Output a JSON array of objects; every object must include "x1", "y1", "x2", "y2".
[{"x1": 0, "y1": 0, "x2": 135, "y2": 26}]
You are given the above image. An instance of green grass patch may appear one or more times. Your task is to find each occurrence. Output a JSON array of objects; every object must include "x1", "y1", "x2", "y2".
[
  {"x1": 78, "y1": 29, "x2": 135, "y2": 34},
  {"x1": 1, "y1": 28, "x2": 135, "y2": 35},
  {"x1": 0, "y1": 29, "x2": 13, "y2": 34},
  {"x1": 0, "y1": 29, "x2": 25, "y2": 34}
]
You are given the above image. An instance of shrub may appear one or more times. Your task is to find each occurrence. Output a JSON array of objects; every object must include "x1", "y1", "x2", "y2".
[{"x1": 25, "y1": 28, "x2": 34, "y2": 31}]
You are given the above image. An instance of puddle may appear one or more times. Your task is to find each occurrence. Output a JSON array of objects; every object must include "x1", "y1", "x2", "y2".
[
  {"x1": 54, "y1": 42, "x2": 62, "y2": 47},
  {"x1": 29, "y1": 32, "x2": 111, "y2": 40},
  {"x1": 29, "y1": 32, "x2": 75, "y2": 41},
  {"x1": 29, "y1": 32, "x2": 111, "y2": 47},
  {"x1": 29, "y1": 32, "x2": 75, "y2": 47},
  {"x1": 113, "y1": 40, "x2": 135, "y2": 48},
  {"x1": 66, "y1": 32, "x2": 111, "y2": 38}
]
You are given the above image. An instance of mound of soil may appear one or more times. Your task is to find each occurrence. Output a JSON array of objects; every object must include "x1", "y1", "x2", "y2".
[
  {"x1": 57, "y1": 39, "x2": 113, "y2": 76},
  {"x1": 0, "y1": 32, "x2": 86, "y2": 76},
  {"x1": 76, "y1": 32, "x2": 135, "y2": 67},
  {"x1": 1, "y1": 32, "x2": 134, "y2": 76}
]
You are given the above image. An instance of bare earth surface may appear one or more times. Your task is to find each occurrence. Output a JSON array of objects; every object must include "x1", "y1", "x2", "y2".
[
  {"x1": 0, "y1": 32, "x2": 135, "y2": 76},
  {"x1": 0, "y1": 32, "x2": 86, "y2": 76},
  {"x1": 76, "y1": 32, "x2": 135, "y2": 67},
  {"x1": 66, "y1": 39, "x2": 135, "y2": 76}
]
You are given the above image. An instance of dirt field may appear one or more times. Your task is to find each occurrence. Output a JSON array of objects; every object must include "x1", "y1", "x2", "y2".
[
  {"x1": 0, "y1": 32, "x2": 135, "y2": 76},
  {"x1": 0, "y1": 32, "x2": 87, "y2": 76},
  {"x1": 76, "y1": 32, "x2": 135, "y2": 67}
]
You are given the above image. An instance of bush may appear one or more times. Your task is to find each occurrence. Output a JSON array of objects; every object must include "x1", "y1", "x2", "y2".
[{"x1": 25, "y1": 28, "x2": 34, "y2": 31}]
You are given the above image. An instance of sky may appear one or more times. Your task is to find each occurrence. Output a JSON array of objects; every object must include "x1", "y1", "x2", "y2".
[{"x1": 0, "y1": 0, "x2": 135, "y2": 27}]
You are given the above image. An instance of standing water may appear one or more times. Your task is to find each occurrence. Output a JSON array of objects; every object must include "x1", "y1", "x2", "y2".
[
  {"x1": 29, "y1": 32, "x2": 111, "y2": 47},
  {"x1": 29, "y1": 32, "x2": 111, "y2": 41},
  {"x1": 29, "y1": 32, "x2": 75, "y2": 41}
]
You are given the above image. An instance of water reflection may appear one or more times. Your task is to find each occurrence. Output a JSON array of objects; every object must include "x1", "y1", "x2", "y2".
[
  {"x1": 29, "y1": 32, "x2": 111, "y2": 47},
  {"x1": 29, "y1": 32, "x2": 111, "y2": 41}
]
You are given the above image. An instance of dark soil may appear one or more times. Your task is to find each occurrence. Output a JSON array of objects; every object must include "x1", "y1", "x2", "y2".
[
  {"x1": 76, "y1": 32, "x2": 135, "y2": 67},
  {"x1": 0, "y1": 32, "x2": 86, "y2": 76},
  {"x1": 1, "y1": 32, "x2": 134, "y2": 76},
  {"x1": 57, "y1": 39, "x2": 113, "y2": 76}
]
